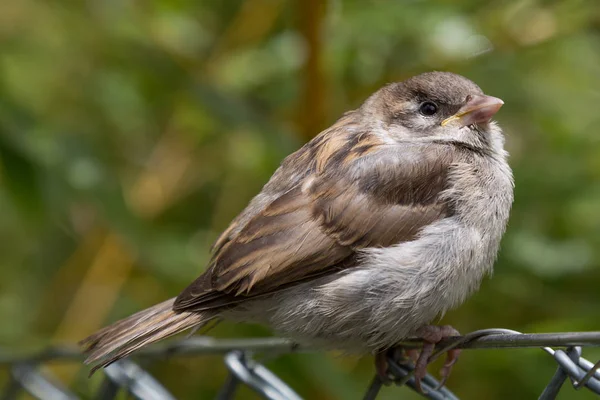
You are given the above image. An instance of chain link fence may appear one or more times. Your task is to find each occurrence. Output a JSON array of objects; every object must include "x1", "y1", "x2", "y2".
[{"x1": 2, "y1": 329, "x2": 600, "y2": 400}]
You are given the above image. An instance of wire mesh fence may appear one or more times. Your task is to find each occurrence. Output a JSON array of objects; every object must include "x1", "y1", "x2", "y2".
[{"x1": 2, "y1": 328, "x2": 600, "y2": 400}]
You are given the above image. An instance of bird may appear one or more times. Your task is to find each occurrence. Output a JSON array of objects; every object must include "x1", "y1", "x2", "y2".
[{"x1": 81, "y1": 71, "x2": 514, "y2": 389}]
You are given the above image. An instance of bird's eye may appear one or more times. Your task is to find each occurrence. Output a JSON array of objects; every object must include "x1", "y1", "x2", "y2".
[{"x1": 419, "y1": 101, "x2": 438, "y2": 116}]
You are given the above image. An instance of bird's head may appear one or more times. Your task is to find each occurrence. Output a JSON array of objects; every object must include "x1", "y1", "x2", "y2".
[{"x1": 362, "y1": 71, "x2": 505, "y2": 153}]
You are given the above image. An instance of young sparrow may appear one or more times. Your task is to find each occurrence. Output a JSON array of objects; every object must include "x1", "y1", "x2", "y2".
[{"x1": 81, "y1": 72, "x2": 513, "y2": 388}]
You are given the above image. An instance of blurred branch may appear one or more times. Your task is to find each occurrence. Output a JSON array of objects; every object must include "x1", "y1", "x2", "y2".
[{"x1": 297, "y1": 0, "x2": 327, "y2": 141}]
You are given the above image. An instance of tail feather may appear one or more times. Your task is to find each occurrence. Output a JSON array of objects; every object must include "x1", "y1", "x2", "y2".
[{"x1": 80, "y1": 298, "x2": 213, "y2": 374}]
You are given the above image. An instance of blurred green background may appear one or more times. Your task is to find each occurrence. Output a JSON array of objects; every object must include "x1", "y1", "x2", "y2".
[{"x1": 1, "y1": 0, "x2": 599, "y2": 399}]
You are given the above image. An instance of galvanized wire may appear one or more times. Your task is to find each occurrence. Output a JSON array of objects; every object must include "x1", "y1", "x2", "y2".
[{"x1": 1, "y1": 328, "x2": 599, "y2": 400}]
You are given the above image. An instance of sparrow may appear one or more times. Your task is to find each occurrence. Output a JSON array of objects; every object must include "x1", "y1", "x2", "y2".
[{"x1": 81, "y1": 71, "x2": 513, "y2": 389}]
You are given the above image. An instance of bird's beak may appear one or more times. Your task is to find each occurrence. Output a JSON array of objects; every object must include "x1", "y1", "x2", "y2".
[{"x1": 441, "y1": 94, "x2": 504, "y2": 127}]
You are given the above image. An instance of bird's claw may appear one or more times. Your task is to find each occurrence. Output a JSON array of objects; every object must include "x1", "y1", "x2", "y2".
[{"x1": 374, "y1": 325, "x2": 461, "y2": 393}]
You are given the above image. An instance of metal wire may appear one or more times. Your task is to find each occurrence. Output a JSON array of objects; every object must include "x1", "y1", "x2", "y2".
[
  {"x1": 1, "y1": 328, "x2": 599, "y2": 400},
  {"x1": 219, "y1": 351, "x2": 302, "y2": 400}
]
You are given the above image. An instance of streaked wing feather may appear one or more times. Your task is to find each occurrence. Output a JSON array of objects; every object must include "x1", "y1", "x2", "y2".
[{"x1": 174, "y1": 113, "x2": 454, "y2": 312}]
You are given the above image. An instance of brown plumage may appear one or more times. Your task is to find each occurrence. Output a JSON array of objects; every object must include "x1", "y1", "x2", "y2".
[
  {"x1": 175, "y1": 117, "x2": 454, "y2": 307},
  {"x1": 81, "y1": 107, "x2": 451, "y2": 369},
  {"x1": 80, "y1": 72, "x2": 512, "y2": 387}
]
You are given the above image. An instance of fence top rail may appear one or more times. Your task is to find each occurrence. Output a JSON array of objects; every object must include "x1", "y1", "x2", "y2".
[{"x1": 2, "y1": 328, "x2": 600, "y2": 400}]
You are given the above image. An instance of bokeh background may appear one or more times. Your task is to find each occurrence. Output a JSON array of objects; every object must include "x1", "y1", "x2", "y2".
[{"x1": 1, "y1": 0, "x2": 599, "y2": 399}]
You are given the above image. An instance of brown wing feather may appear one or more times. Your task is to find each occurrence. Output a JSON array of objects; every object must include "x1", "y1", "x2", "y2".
[{"x1": 174, "y1": 112, "x2": 454, "y2": 312}]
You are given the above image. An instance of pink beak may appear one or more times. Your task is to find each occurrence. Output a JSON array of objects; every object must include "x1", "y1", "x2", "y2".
[{"x1": 441, "y1": 94, "x2": 504, "y2": 127}]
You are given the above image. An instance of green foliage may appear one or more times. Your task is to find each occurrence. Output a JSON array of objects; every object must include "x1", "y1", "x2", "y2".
[{"x1": 0, "y1": 0, "x2": 599, "y2": 398}]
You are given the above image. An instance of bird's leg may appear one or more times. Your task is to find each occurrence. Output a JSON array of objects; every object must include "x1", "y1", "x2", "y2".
[
  {"x1": 374, "y1": 325, "x2": 460, "y2": 391},
  {"x1": 373, "y1": 325, "x2": 460, "y2": 392},
  {"x1": 413, "y1": 325, "x2": 461, "y2": 392}
]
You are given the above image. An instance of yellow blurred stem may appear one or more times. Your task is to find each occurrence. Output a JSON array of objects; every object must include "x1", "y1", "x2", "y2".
[{"x1": 43, "y1": 233, "x2": 135, "y2": 383}]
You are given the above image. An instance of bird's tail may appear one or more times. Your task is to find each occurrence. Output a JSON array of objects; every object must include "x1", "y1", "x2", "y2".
[{"x1": 80, "y1": 298, "x2": 213, "y2": 374}]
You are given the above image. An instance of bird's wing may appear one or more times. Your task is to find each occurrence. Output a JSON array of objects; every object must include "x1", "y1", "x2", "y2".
[{"x1": 174, "y1": 114, "x2": 455, "y2": 311}]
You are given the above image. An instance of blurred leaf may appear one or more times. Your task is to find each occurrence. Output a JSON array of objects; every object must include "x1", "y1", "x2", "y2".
[{"x1": 0, "y1": 130, "x2": 44, "y2": 222}]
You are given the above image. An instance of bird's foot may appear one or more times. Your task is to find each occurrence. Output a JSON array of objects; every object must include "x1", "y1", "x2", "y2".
[
  {"x1": 374, "y1": 325, "x2": 461, "y2": 393},
  {"x1": 413, "y1": 325, "x2": 461, "y2": 392}
]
